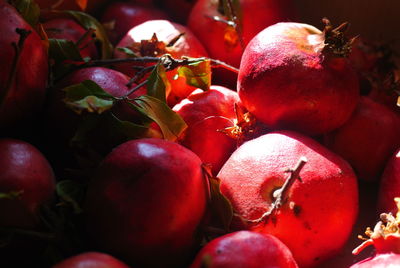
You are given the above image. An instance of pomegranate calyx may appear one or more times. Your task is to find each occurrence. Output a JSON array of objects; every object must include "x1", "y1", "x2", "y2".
[
  {"x1": 353, "y1": 197, "x2": 400, "y2": 255},
  {"x1": 322, "y1": 18, "x2": 355, "y2": 58}
]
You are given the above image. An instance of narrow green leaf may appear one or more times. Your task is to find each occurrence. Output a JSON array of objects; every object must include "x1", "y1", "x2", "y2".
[
  {"x1": 177, "y1": 59, "x2": 211, "y2": 91},
  {"x1": 49, "y1": 38, "x2": 83, "y2": 62},
  {"x1": 56, "y1": 180, "x2": 84, "y2": 214},
  {"x1": 146, "y1": 63, "x2": 169, "y2": 103},
  {"x1": 209, "y1": 176, "x2": 233, "y2": 232},
  {"x1": 10, "y1": 0, "x2": 40, "y2": 27},
  {"x1": 64, "y1": 10, "x2": 113, "y2": 59},
  {"x1": 132, "y1": 95, "x2": 187, "y2": 141},
  {"x1": 0, "y1": 190, "x2": 23, "y2": 200},
  {"x1": 116, "y1": 47, "x2": 138, "y2": 58}
]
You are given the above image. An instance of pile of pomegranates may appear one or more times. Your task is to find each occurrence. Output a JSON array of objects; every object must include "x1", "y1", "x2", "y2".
[{"x1": 0, "y1": 0, "x2": 399, "y2": 267}]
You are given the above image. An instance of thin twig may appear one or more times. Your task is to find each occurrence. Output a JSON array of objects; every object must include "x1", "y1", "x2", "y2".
[
  {"x1": 126, "y1": 65, "x2": 156, "y2": 87},
  {"x1": 246, "y1": 157, "x2": 308, "y2": 224}
]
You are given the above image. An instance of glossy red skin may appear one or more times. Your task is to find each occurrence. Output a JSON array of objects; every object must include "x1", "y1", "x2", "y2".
[
  {"x1": 84, "y1": 138, "x2": 208, "y2": 267},
  {"x1": 53, "y1": 252, "x2": 130, "y2": 268},
  {"x1": 182, "y1": 116, "x2": 236, "y2": 175},
  {"x1": 238, "y1": 22, "x2": 360, "y2": 135},
  {"x1": 172, "y1": 85, "x2": 240, "y2": 127},
  {"x1": 368, "y1": 87, "x2": 400, "y2": 114},
  {"x1": 43, "y1": 18, "x2": 98, "y2": 59},
  {"x1": 324, "y1": 97, "x2": 400, "y2": 182},
  {"x1": 377, "y1": 149, "x2": 400, "y2": 214},
  {"x1": 218, "y1": 131, "x2": 358, "y2": 267},
  {"x1": 46, "y1": 67, "x2": 145, "y2": 153},
  {"x1": 114, "y1": 20, "x2": 208, "y2": 105},
  {"x1": 350, "y1": 253, "x2": 400, "y2": 268},
  {"x1": 0, "y1": 2, "x2": 48, "y2": 127},
  {"x1": 0, "y1": 139, "x2": 55, "y2": 228},
  {"x1": 188, "y1": 0, "x2": 296, "y2": 86},
  {"x1": 101, "y1": 2, "x2": 168, "y2": 44},
  {"x1": 190, "y1": 231, "x2": 298, "y2": 268}
]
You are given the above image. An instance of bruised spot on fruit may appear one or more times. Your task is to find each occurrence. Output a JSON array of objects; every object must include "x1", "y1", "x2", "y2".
[
  {"x1": 290, "y1": 202, "x2": 302, "y2": 217},
  {"x1": 303, "y1": 221, "x2": 312, "y2": 230}
]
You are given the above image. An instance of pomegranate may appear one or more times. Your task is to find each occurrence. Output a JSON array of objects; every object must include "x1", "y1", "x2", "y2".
[
  {"x1": 187, "y1": 0, "x2": 296, "y2": 86},
  {"x1": 377, "y1": 149, "x2": 400, "y2": 214},
  {"x1": 0, "y1": 2, "x2": 48, "y2": 128},
  {"x1": 324, "y1": 96, "x2": 400, "y2": 182},
  {"x1": 351, "y1": 198, "x2": 400, "y2": 267},
  {"x1": 84, "y1": 138, "x2": 208, "y2": 267},
  {"x1": 114, "y1": 19, "x2": 208, "y2": 105},
  {"x1": 43, "y1": 18, "x2": 98, "y2": 59},
  {"x1": 53, "y1": 252, "x2": 130, "y2": 268},
  {"x1": 101, "y1": 2, "x2": 168, "y2": 45},
  {"x1": 172, "y1": 85, "x2": 239, "y2": 127},
  {"x1": 156, "y1": 0, "x2": 195, "y2": 23},
  {"x1": 0, "y1": 139, "x2": 55, "y2": 228},
  {"x1": 218, "y1": 131, "x2": 358, "y2": 267},
  {"x1": 182, "y1": 116, "x2": 236, "y2": 175},
  {"x1": 238, "y1": 21, "x2": 360, "y2": 135},
  {"x1": 190, "y1": 231, "x2": 298, "y2": 268}
]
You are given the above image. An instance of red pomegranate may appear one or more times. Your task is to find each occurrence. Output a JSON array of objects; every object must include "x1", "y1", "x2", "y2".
[
  {"x1": 238, "y1": 21, "x2": 360, "y2": 135},
  {"x1": 101, "y1": 2, "x2": 168, "y2": 44},
  {"x1": 190, "y1": 231, "x2": 298, "y2": 268},
  {"x1": 0, "y1": 139, "x2": 55, "y2": 228},
  {"x1": 324, "y1": 96, "x2": 400, "y2": 182},
  {"x1": 351, "y1": 198, "x2": 400, "y2": 267},
  {"x1": 43, "y1": 18, "x2": 98, "y2": 59},
  {"x1": 377, "y1": 149, "x2": 400, "y2": 214},
  {"x1": 84, "y1": 138, "x2": 208, "y2": 267},
  {"x1": 0, "y1": 2, "x2": 48, "y2": 128},
  {"x1": 218, "y1": 131, "x2": 358, "y2": 267},
  {"x1": 187, "y1": 0, "x2": 297, "y2": 86},
  {"x1": 114, "y1": 19, "x2": 208, "y2": 105},
  {"x1": 53, "y1": 252, "x2": 130, "y2": 268}
]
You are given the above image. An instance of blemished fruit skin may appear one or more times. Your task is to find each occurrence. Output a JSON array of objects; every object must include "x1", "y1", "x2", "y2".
[
  {"x1": 114, "y1": 19, "x2": 208, "y2": 105},
  {"x1": 377, "y1": 149, "x2": 400, "y2": 214},
  {"x1": 0, "y1": 2, "x2": 48, "y2": 128},
  {"x1": 218, "y1": 131, "x2": 358, "y2": 267},
  {"x1": 172, "y1": 85, "x2": 240, "y2": 127},
  {"x1": 238, "y1": 22, "x2": 360, "y2": 135},
  {"x1": 350, "y1": 253, "x2": 400, "y2": 268},
  {"x1": 101, "y1": 2, "x2": 169, "y2": 44},
  {"x1": 324, "y1": 97, "x2": 400, "y2": 182},
  {"x1": 0, "y1": 139, "x2": 55, "y2": 228},
  {"x1": 189, "y1": 231, "x2": 298, "y2": 268},
  {"x1": 52, "y1": 252, "x2": 130, "y2": 268},
  {"x1": 43, "y1": 18, "x2": 98, "y2": 59},
  {"x1": 181, "y1": 116, "x2": 236, "y2": 175},
  {"x1": 84, "y1": 138, "x2": 208, "y2": 267}
]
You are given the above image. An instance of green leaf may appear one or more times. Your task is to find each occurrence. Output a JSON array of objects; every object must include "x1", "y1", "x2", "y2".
[
  {"x1": 108, "y1": 113, "x2": 160, "y2": 139},
  {"x1": 56, "y1": 180, "x2": 85, "y2": 214},
  {"x1": 208, "y1": 176, "x2": 233, "y2": 232},
  {"x1": 63, "y1": 80, "x2": 113, "y2": 101},
  {"x1": 116, "y1": 47, "x2": 138, "y2": 58},
  {"x1": 146, "y1": 63, "x2": 169, "y2": 103},
  {"x1": 63, "y1": 80, "x2": 115, "y2": 114},
  {"x1": 66, "y1": 95, "x2": 114, "y2": 114},
  {"x1": 63, "y1": 10, "x2": 113, "y2": 59},
  {"x1": 177, "y1": 59, "x2": 211, "y2": 91},
  {"x1": 131, "y1": 95, "x2": 187, "y2": 141},
  {"x1": 0, "y1": 190, "x2": 23, "y2": 200},
  {"x1": 10, "y1": 0, "x2": 40, "y2": 27}
]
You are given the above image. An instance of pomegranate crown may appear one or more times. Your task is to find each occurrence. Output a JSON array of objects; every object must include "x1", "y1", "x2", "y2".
[
  {"x1": 322, "y1": 18, "x2": 356, "y2": 58},
  {"x1": 353, "y1": 197, "x2": 400, "y2": 255}
]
